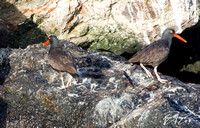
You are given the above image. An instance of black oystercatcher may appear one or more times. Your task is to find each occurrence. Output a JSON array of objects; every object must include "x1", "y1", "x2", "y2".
[
  {"x1": 129, "y1": 28, "x2": 187, "y2": 83},
  {"x1": 43, "y1": 35, "x2": 79, "y2": 89}
]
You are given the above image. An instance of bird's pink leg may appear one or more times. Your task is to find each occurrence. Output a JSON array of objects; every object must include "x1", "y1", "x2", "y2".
[
  {"x1": 140, "y1": 63, "x2": 153, "y2": 78},
  {"x1": 66, "y1": 75, "x2": 72, "y2": 88},
  {"x1": 57, "y1": 75, "x2": 72, "y2": 89},
  {"x1": 154, "y1": 66, "x2": 167, "y2": 83},
  {"x1": 57, "y1": 73, "x2": 66, "y2": 89}
]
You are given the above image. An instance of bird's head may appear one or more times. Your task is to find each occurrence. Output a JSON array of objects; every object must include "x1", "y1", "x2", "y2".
[
  {"x1": 43, "y1": 35, "x2": 61, "y2": 47},
  {"x1": 162, "y1": 28, "x2": 187, "y2": 43}
]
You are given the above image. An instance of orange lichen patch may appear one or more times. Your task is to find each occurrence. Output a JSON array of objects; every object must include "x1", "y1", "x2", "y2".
[
  {"x1": 68, "y1": 32, "x2": 79, "y2": 41},
  {"x1": 76, "y1": 3, "x2": 82, "y2": 11},
  {"x1": 47, "y1": 7, "x2": 56, "y2": 14},
  {"x1": 166, "y1": 0, "x2": 171, "y2": 11},
  {"x1": 69, "y1": 37, "x2": 76, "y2": 42},
  {"x1": 23, "y1": 10, "x2": 34, "y2": 17},
  {"x1": 50, "y1": 25, "x2": 55, "y2": 30},
  {"x1": 37, "y1": 6, "x2": 51, "y2": 15},
  {"x1": 168, "y1": 0, "x2": 171, "y2": 6},
  {"x1": 68, "y1": 3, "x2": 73, "y2": 12},
  {"x1": 70, "y1": 30, "x2": 78, "y2": 35},
  {"x1": 80, "y1": 5, "x2": 87, "y2": 14},
  {"x1": 69, "y1": 38, "x2": 74, "y2": 42},
  {"x1": 37, "y1": 1, "x2": 57, "y2": 15},
  {"x1": 21, "y1": 0, "x2": 59, "y2": 17},
  {"x1": 64, "y1": 3, "x2": 83, "y2": 31},
  {"x1": 66, "y1": 15, "x2": 76, "y2": 28},
  {"x1": 42, "y1": 0, "x2": 60, "y2": 14},
  {"x1": 37, "y1": 0, "x2": 55, "y2": 10},
  {"x1": 21, "y1": 9, "x2": 29, "y2": 14}
]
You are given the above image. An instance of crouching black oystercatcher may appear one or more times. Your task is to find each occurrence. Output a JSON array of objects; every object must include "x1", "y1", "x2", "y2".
[
  {"x1": 43, "y1": 35, "x2": 79, "y2": 89},
  {"x1": 129, "y1": 28, "x2": 187, "y2": 83}
]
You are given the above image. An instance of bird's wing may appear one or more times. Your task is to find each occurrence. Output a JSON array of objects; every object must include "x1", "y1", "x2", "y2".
[
  {"x1": 142, "y1": 45, "x2": 169, "y2": 66},
  {"x1": 129, "y1": 43, "x2": 156, "y2": 63},
  {"x1": 48, "y1": 49, "x2": 78, "y2": 74},
  {"x1": 129, "y1": 42, "x2": 170, "y2": 66}
]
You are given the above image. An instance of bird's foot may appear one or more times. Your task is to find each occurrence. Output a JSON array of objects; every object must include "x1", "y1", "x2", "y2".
[
  {"x1": 57, "y1": 85, "x2": 67, "y2": 89},
  {"x1": 158, "y1": 78, "x2": 167, "y2": 83},
  {"x1": 66, "y1": 81, "x2": 71, "y2": 88},
  {"x1": 140, "y1": 63, "x2": 153, "y2": 78},
  {"x1": 57, "y1": 80, "x2": 71, "y2": 89},
  {"x1": 154, "y1": 66, "x2": 167, "y2": 83}
]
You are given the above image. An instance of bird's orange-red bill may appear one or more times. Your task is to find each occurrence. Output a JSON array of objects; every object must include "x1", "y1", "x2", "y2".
[
  {"x1": 174, "y1": 34, "x2": 187, "y2": 43},
  {"x1": 43, "y1": 40, "x2": 50, "y2": 46}
]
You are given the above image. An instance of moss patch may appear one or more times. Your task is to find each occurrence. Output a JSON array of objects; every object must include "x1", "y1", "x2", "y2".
[
  {"x1": 49, "y1": 27, "x2": 60, "y2": 37},
  {"x1": 181, "y1": 61, "x2": 200, "y2": 74},
  {"x1": 80, "y1": 25, "x2": 140, "y2": 55}
]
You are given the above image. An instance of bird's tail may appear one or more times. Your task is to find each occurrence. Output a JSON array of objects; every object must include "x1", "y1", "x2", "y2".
[
  {"x1": 71, "y1": 73, "x2": 79, "y2": 78},
  {"x1": 128, "y1": 57, "x2": 137, "y2": 63}
]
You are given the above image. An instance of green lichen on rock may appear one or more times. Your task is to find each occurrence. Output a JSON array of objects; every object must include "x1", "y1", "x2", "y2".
[
  {"x1": 80, "y1": 25, "x2": 140, "y2": 55},
  {"x1": 79, "y1": 25, "x2": 90, "y2": 37},
  {"x1": 49, "y1": 27, "x2": 60, "y2": 37},
  {"x1": 4, "y1": 87, "x2": 30, "y2": 107},
  {"x1": 4, "y1": 87, "x2": 14, "y2": 95},
  {"x1": 40, "y1": 95, "x2": 57, "y2": 112},
  {"x1": 181, "y1": 61, "x2": 200, "y2": 74}
]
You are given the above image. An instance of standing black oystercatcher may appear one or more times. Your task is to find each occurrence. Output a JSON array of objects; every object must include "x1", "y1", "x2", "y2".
[
  {"x1": 43, "y1": 35, "x2": 79, "y2": 89},
  {"x1": 129, "y1": 28, "x2": 187, "y2": 83}
]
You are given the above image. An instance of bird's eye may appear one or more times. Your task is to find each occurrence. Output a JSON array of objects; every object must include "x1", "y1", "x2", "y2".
[
  {"x1": 170, "y1": 30, "x2": 173, "y2": 33},
  {"x1": 49, "y1": 37, "x2": 51, "y2": 39}
]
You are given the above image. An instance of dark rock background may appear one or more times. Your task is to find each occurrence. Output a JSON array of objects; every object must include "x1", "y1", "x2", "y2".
[{"x1": 159, "y1": 22, "x2": 200, "y2": 84}]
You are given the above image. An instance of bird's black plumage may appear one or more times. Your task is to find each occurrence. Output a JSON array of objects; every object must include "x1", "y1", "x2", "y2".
[
  {"x1": 43, "y1": 35, "x2": 78, "y2": 89},
  {"x1": 129, "y1": 28, "x2": 176, "y2": 66},
  {"x1": 129, "y1": 28, "x2": 187, "y2": 83}
]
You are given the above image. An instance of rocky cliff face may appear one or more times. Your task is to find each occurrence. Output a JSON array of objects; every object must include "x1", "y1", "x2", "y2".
[{"x1": 1, "y1": 0, "x2": 199, "y2": 54}]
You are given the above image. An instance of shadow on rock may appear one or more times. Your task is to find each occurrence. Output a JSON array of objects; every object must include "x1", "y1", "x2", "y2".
[
  {"x1": 9, "y1": 15, "x2": 47, "y2": 49},
  {"x1": 159, "y1": 22, "x2": 200, "y2": 84},
  {"x1": 58, "y1": 40, "x2": 114, "y2": 79},
  {"x1": 77, "y1": 55, "x2": 112, "y2": 78},
  {"x1": 0, "y1": 62, "x2": 10, "y2": 85},
  {"x1": 0, "y1": 1, "x2": 48, "y2": 126},
  {"x1": 0, "y1": 0, "x2": 47, "y2": 48},
  {"x1": 0, "y1": 0, "x2": 48, "y2": 86},
  {"x1": 0, "y1": 98, "x2": 7, "y2": 128}
]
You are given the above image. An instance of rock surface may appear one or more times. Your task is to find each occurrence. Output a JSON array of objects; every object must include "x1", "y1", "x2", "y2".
[
  {"x1": 1, "y1": 41, "x2": 200, "y2": 127},
  {"x1": 1, "y1": 0, "x2": 199, "y2": 54},
  {"x1": 0, "y1": 0, "x2": 200, "y2": 127}
]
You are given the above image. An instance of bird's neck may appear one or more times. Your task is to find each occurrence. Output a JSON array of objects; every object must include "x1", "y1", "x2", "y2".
[
  {"x1": 161, "y1": 38, "x2": 172, "y2": 48},
  {"x1": 161, "y1": 35, "x2": 173, "y2": 47},
  {"x1": 49, "y1": 46, "x2": 61, "y2": 52}
]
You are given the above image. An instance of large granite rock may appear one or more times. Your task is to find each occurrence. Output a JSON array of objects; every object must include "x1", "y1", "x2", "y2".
[
  {"x1": 1, "y1": 0, "x2": 199, "y2": 54},
  {"x1": 1, "y1": 40, "x2": 200, "y2": 127}
]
